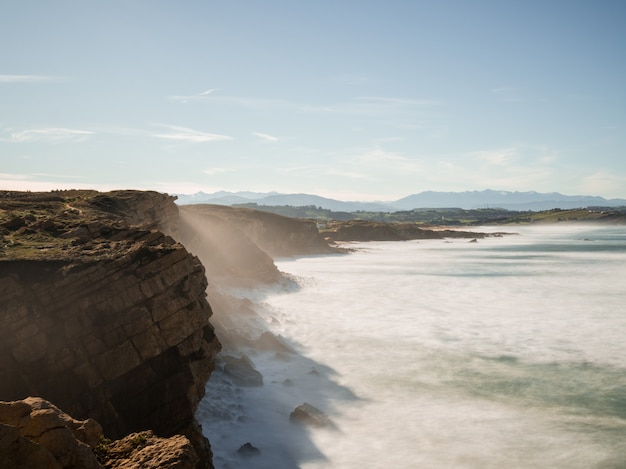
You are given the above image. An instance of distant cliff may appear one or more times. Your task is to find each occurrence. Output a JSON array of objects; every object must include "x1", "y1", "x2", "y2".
[
  {"x1": 322, "y1": 220, "x2": 494, "y2": 242},
  {"x1": 177, "y1": 204, "x2": 339, "y2": 287},
  {"x1": 0, "y1": 190, "x2": 220, "y2": 468}
]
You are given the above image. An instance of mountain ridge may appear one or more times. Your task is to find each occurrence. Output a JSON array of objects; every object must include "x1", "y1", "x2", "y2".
[{"x1": 175, "y1": 190, "x2": 626, "y2": 212}]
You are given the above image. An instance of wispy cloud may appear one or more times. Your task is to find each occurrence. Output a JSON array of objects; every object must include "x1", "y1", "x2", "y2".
[
  {"x1": 303, "y1": 96, "x2": 442, "y2": 115},
  {"x1": 356, "y1": 149, "x2": 420, "y2": 168},
  {"x1": 203, "y1": 167, "x2": 233, "y2": 176},
  {"x1": 0, "y1": 74, "x2": 67, "y2": 84},
  {"x1": 468, "y1": 147, "x2": 518, "y2": 165},
  {"x1": 0, "y1": 172, "x2": 30, "y2": 180},
  {"x1": 153, "y1": 125, "x2": 233, "y2": 143},
  {"x1": 581, "y1": 170, "x2": 626, "y2": 198},
  {"x1": 32, "y1": 172, "x2": 83, "y2": 179},
  {"x1": 252, "y1": 131, "x2": 279, "y2": 142},
  {"x1": 274, "y1": 165, "x2": 318, "y2": 175},
  {"x1": 325, "y1": 168, "x2": 375, "y2": 180},
  {"x1": 199, "y1": 88, "x2": 220, "y2": 95},
  {"x1": 1, "y1": 127, "x2": 94, "y2": 143},
  {"x1": 455, "y1": 144, "x2": 558, "y2": 190},
  {"x1": 169, "y1": 93, "x2": 287, "y2": 109}
]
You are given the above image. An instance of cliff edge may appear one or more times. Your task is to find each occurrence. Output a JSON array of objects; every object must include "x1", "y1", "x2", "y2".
[{"x1": 0, "y1": 190, "x2": 221, "y2": 468}]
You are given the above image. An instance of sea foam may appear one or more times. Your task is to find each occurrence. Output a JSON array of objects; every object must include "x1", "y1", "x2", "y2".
[{"x1": 199, "y1": 225, "x2": 626, "y2": 468}]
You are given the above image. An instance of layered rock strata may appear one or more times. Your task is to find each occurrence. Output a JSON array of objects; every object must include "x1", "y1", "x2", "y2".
[{"x1": 0, "y1": 190, "x2": 221, "y2": 467}]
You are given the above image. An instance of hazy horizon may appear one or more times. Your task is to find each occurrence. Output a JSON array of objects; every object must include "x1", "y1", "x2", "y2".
[{"x1": 2, "y1": 1, "x2": 625, "y2": 200}]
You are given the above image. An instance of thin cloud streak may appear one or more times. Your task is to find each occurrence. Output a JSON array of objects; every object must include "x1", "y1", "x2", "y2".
[
  {"x1": 153, "y1": 125, "x2": 233, "y2": 143},
  {"x1": 2, "y1": 128, "x2": 94, "y2": 143},
  {"x1": 0, "y1": 74, "x2": 67, "y2": 83},
  {"x1": 252, "y1": 132, "x2": 279, "y2": 142},
  {"x1": 168, "y1": 94, "x2": 288, "y2": 109},
  {"x1": 199, "y1": 88, "x2": 220, "y2": 95},
  {"x1": 326, "y1": 169, "x2": 376, "y2": 180}
]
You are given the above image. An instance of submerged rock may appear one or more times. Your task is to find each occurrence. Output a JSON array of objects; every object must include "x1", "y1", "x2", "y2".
[
  {"x1": 236, "y1": 442, "x2": 260, "y2": 458},
  {"x1": 289, "y1": 403, "x2": 335, "y2": 429},
  {"x1": 222, "y1": 355, "x2": 263, "y2": 387}
]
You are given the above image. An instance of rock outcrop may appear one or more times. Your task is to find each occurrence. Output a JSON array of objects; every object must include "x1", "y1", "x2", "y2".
[
  {"x1": 0, "y1": 397, "x2": 202, "y2": 469},
  {"x1": 98, "y1": 430, "x2": 200, "y2": 469},
  {"x1": 0, "y1": 396, "x2": 102, "y2": 469},
  {"x1": 0, "y1": 190, "x2": 221, "y2": 467},
  {"x1": 289, "y1": 403, "x2": 335, "y2": 429}
]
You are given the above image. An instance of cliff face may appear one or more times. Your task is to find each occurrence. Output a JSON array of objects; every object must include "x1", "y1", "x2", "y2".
[
  {"x1": 0, "y1": 190, "x2": 220, "y2": 467},
  {"x1": 178, "y1": 204, "x2": 338, "y2": 287}
]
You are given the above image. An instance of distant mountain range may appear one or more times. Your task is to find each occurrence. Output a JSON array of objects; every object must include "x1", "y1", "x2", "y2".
[{"x1": 175, "y1": 190, "x2": 626, "y2": 212}]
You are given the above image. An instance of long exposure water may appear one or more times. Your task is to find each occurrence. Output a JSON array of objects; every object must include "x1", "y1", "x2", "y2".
[{"x1": 199, "y1": 225, "x2": 626, "y2": 468}]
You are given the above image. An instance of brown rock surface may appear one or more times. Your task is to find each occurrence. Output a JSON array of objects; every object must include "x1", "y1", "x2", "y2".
[
  {"x1": 99, "y1": 431, "x2": 199, "y2": 469},
  {"x1": 0, "y1": 190, "x2": 221, "y2": 468},
  {"x1": 289, "y1": 403, "x2": 335, "y2": 429},
  {"x1": 0, "y1": 396, "x2": 103, "y2": 469}
]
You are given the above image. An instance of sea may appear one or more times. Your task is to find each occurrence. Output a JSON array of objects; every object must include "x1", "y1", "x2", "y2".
[{"x1": 197, "y1": 224, "x2": 626, "y2": 469}]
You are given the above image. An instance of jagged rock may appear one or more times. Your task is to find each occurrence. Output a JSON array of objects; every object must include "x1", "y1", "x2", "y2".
[
  {"x1": 0, "y1": 422, "x2": 63, "y2": 469},
  {"x1": 98, "y1": 431, "x2": 199, "y2": 469},
  {"x1": 289, "y1": 403, "x2": 335, "y2": 429},
  {"x1": 0, "y1": 397, "x2": 103, "y2": 469},
  {"x1": 253, "y1": 331, "x2": 295, "y2": 353},
  {"x1": 236, "y1": 442, "x2": 260, "y2": 458},
  {"x1": 222, "y1": 355, "x2": 263, "y2": 387}
]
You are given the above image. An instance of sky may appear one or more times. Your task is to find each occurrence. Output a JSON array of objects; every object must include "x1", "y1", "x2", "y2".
[{"x1": 1, "y1": 0, "x2": 625, "y2": 201}]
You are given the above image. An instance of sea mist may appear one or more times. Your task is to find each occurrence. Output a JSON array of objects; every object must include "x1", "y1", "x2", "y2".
[{"x1": 198, "y1": 225, "x2": 626, "y2": 468}]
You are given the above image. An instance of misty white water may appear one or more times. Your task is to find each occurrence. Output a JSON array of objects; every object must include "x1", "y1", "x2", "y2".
[{"x1": 198, "y1": 225, "x2": 626, "y2": 468}]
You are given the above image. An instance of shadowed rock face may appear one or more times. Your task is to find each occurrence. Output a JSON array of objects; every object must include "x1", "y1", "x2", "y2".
[
  {"x1": 0, "y1": 190, "x2": 221, "y2": 468},
  {"x1": 0, "y1": 396, "x2": 103, "y2": 469}
]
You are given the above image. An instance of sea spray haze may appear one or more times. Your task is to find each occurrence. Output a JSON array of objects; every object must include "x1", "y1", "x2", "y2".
[{"x1": 199, "y1": 225, "x2": 626, "y2": 468}]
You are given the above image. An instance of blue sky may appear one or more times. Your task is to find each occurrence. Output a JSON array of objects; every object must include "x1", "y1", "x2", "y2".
[{"x1": 1, "y1": 1, "x2": 625, "y2": 200}]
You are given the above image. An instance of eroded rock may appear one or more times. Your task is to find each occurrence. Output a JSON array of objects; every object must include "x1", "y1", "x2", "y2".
[
  {"x1": 99, "y1": 430, "x2": 199, "y2": 469},
  {"x1": 222, "y1": 355, "x2": 263, "y2": 387},
  {"x1": 289, "y1": 403, "x2": 335, "y2": 429},
  {"x1": 0, "y1": 397, "x2": 103, "y2": 469}
]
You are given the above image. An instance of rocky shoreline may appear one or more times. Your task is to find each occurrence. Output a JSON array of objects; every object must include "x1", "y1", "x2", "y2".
[{"x1": 0, "y1": 190, "x2": 496, "y2": 467}]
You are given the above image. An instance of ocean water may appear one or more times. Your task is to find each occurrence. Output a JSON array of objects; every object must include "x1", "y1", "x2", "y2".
[{"x1": 198, "y1": 225, "x2": 626, "y2": 468}]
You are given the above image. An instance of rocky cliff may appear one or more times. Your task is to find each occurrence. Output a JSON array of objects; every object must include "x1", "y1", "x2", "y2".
[
  {"x1": 177, "y1": 204, "x2": 339, "y2": 287},
  {"x1": 0, "y1": 190, "x2": 221, "y2": 467}
]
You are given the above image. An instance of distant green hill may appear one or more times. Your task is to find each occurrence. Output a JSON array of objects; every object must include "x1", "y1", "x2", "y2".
[{"x1": 233, "y1": 203, "x2": 626, "y2": 225}]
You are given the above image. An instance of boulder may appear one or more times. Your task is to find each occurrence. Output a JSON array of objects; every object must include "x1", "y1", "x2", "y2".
[
  {"x1": 222, "y1": 355, "x2": 263, "y2": 387},
  {"x1": 236, "y1": 442, "x2": 261, "y2": 458},
  {"x1": 0, "y1": 423, "x2": 62, "y2": 469},
  {"x1": 0, "y1": 397, "x2": 103, "y2": 469},
  {"x1": 289, "y1": 403, "x2": 335, "y2": 429}
]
